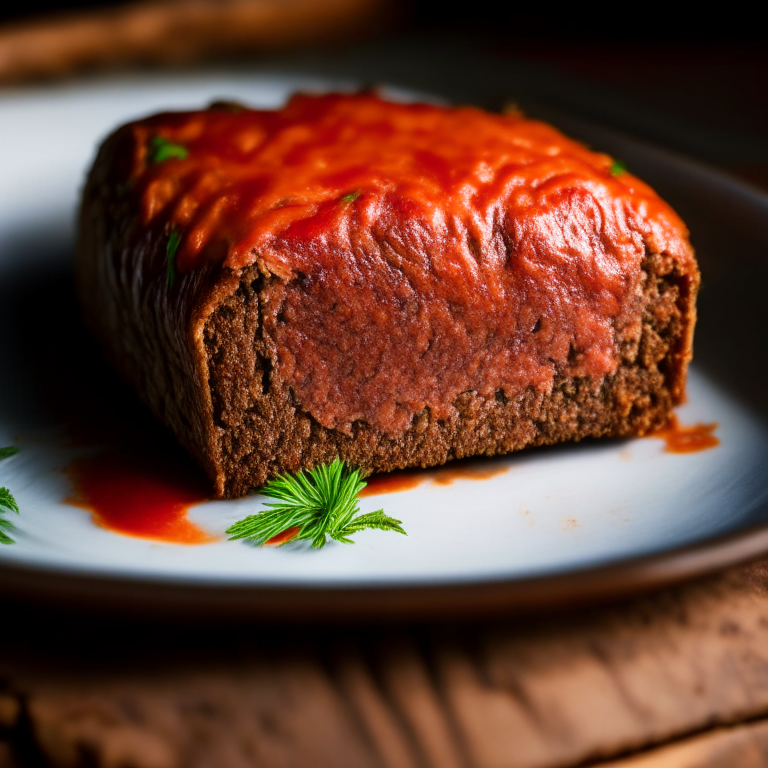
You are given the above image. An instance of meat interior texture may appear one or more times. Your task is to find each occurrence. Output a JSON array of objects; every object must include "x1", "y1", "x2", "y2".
[{"x1": 77, "y1": 93, "x2": 699, "y2": 498}]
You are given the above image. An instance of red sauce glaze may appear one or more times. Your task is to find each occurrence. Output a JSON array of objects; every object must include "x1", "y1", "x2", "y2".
[
  {"x1": 130, "y1": 93, "x2": 694, "y2": 437},
  {"x1": 360, "y1": 461, "x2": 508, "y2": 496},
  {"x1": 651, "y1": 415, "x2": 720, "y2": 454},
  {"x1": 66, "y1": 451, "x2": 214, "y2": 544}
]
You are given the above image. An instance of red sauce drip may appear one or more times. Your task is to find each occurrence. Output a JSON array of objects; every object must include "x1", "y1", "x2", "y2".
[
  {"x1": 360, "y1": 471, "x2": 424, "y2": 497},
  {"x1": 66, "y1": 451, "x2": 214, "y2": 544},
  {"x1": 360, "y1": 462, "x2": 508, "y2": 496},
  {"x1": 264, "y1": 526, "x2": 301, "y2": 546},
  {"x1": 433, "y1": 464, "x2": 507, "y2": 485},
  {"x1": 651, "y1": 415, "x2": 720, "y2": 454},
  {"x1": 126, "y1": 93, "x2": 695, "y2": 439}
]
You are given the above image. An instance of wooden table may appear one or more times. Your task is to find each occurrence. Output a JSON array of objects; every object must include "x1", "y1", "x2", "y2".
[
  {"x1": 3, "y1": 559, "x2": 768, "y2": 768},
  {"x1": 2, "y1": 12, "x2": 768, "y2": 767}
]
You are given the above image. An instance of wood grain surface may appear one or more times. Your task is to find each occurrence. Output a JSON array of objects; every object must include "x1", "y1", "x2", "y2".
[
  {"x1": 3, "y1": 558, "x2": 768, "y2": 767},
  {"x1": 0, "y1": 0, "x2": 389, "y2": 83}
]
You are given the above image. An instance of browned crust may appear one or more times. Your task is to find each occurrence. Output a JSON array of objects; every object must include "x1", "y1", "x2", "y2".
[
  {"x1": 76, "y1": 125, "x2": 231, "y2": 485},
  {"x1": 77, "y1": 124, "x2": 700, "y2": 499}
]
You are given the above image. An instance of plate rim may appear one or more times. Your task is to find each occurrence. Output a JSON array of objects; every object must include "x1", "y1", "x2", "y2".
[
  {"x1": 3, "y1": 520, "x2": 768, "y2": 620},
  {"x1": 1, "y1": 74, "x2": 767, "y2": 619}
]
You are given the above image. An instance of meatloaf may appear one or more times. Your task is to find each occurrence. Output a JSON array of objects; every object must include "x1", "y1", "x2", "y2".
[{"x1": 76, "y1": 92, "x2": 699, "y2": 498}]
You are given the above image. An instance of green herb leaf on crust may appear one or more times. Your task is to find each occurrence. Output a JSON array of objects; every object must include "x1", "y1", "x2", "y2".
[
  {"x1": 610, "y1": 159, "x2": 627, "y2": 176},
  {"x1": 149, "y1": 136, "x2": 189, "y2": 163},
  {"x1": 227, "y1": 459, "x2": 407, "y2": 548},
  {"x1": 165, "y1": 231, "x2": 181, "y2": 289}
]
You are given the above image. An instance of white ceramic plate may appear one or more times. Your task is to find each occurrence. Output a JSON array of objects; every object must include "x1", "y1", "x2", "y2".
[{"x1": 1, "y1": 74, "x2": 767, "y2": 617}]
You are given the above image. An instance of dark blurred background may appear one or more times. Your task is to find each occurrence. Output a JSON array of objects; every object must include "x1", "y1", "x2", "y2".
[
  {"x1": 2, "y1": 0, "x2": 765, "y2": 40},
  {"x1": 1, "y1": 0, "x2": 766, "y2": 186}
]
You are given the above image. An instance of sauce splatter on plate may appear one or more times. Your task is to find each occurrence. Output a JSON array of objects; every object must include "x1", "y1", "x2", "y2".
[
  {"x1": 651, "y1": 415, "x2": 719, "y2": 454},
  {"x1": 67, "y1": 450, "x2": 214, "y2": 544}
]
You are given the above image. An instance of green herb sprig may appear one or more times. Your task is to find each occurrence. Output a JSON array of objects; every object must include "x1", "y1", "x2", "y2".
[
  {"x1": 610, "y1": 159, "x2": 627, "y2": 176},
  {"x1": 165, "y1": 231, "x2": 181, "y2": 289},
  {"x1": 149, "y1": 136, "x2": 189, "y2": 163},
  {"x1": 340, "y1": 191, "x2": 361, "y2": 204},
  {"x1": 0, "y1": 446, "x2": 20, "y2": 545},
  {"x1": 227, "y1": 459, "x2": 406, "y2": 548}
]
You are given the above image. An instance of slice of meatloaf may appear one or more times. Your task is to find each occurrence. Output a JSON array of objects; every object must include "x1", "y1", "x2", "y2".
[{"x1": 76, "y1": 92, "x2": 699, "y2": 498}]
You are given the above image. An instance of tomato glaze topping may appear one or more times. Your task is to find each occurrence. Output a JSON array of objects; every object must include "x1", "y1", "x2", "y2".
[{"x1": 131, "y1": 93, "x2": 694, "y2": 436}]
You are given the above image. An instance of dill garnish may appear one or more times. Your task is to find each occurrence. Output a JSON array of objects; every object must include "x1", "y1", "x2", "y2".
[
  {"x1": 149, "y1": 136, "x2": 189, "y2": 163},
  {"x1": 227, "y1": 459, "x2": 406, "y2": 548},
  {"x1": 165, "y1": 231, "x2": 181, "y2": 289},
  {"x1": 0, "y1": 446, "x2": 19, "y2": 545}
]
